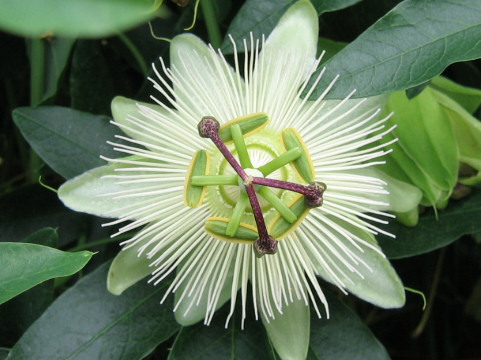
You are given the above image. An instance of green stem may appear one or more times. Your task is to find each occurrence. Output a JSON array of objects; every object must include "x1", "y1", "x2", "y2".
[
  {"x1": 192, "y1": 174, "x2": 238, "y2": 186},
  {"x1": 258, "y1": 187, "x2": 297, "y2": 223},
  {"x1": 118, "y1": 32, "x2": 149, "y2": 77},
  {"x1": 231, "y1": 124, "x2": 253, "y2": 168},
  {"x1": 29, "y1": 38, "x2": 46, "y2": 183},
  {"x1": 411, "y1": 248, "x2": 446, "y2": 338},
  {"x1": 200, "y1": 0, "x2": 222, "y2": 49},
  {"x1": 226, "y1": 192, "x2": 248, "y2": 236},
  {"x1": 68, "y1": 233, "x2": 130, "y2": 252},
  {"x1": 258, "y1": 147, "x2": 302, "y2": 176},
  {"x1": 30, "y1": 38, "x2": 45, "y2": 106}
]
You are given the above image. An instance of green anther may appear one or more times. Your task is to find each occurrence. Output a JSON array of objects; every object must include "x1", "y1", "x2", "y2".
[
  {"x1": 184, "y1": 150, "x2": 209, "y2": 207},
  {"x1": 258, "y1": 187, "x2": 297, "y2": 223},
  {"x1": 231, "y1": 124, "x2": 253, "y2": 168},
  {"x1": 270, "y1": 195, "x2": 310, "y2": 239},
  {"x1": 205, "y1": 217, "x2": 258, "y2": 243},
  {"x1": 258, "y1": 147, "x2": 303, "y2": 176},
  {"x1": 191, "y1": 174, "x2": 238, "y2": 186},
  {"x1": 281, "y1": 128, "x2": 315, "y2": 183},
  {"x1": 218, "y1": 113, "x2": 269, "y2": 143},
  {"x1": 226, "y1": 192, "x2": 248, "y2": 236}
]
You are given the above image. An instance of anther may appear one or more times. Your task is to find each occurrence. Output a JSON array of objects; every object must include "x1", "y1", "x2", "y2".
[
  {"x1": 198, "y1": 116, "x2": 220, "y2": 138},
  {"x1": 198, "y1": 116, "x2": 248, "y2": 180},
  {"x1": 244, "y1": 183, "x2": 278, "y2": 257},
  {"x1": 251, "y1": 178, "x2": 326, "y2": 208},
  {"x1": 305, "y1": 181, "x2": 327, "y2": 208},
  {"x1": 253, "y1": 235, "x2": 278, "y2": 258}
]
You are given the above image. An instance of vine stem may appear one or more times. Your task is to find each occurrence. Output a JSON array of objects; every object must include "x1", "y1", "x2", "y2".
[
  {"x1": 200, "y1": 0, "x2": 222, "y2": 49},
  {"x1": 68, "y1": 233, "x2": 131, "y2": 252},
  {"x1": 411, "y1": 247, "x2": 446, "y2": 338},
  {"x1": 29, "y1": 38, "x2": 46, "y2": 183}
]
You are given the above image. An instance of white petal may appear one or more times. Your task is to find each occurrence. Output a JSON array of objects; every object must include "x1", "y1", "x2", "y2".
[
  {"x1": 262, "y1": 298, "x2": 310, "y2": 360},
  {"x1": 58, "y1": 162, "x2": 184, "y2": 219},
  {"x1": 261, "y1": 0, "x2": 318, "y2": 76},
  {"x1": 111, "y1": 96, "x2": 199, "y2": 156},
  {"x1": 169, "y1": 33, "x2": 245, "y2": 122},
  {"x1": 302, "y1": 214, "x2": 406, "y2": 308},
  {"x1": 349, "y1": 167, "x2": 422, "y2": 212},
  {"x1": 107, "y1": 239, "x2": 153, "y2": 295}
]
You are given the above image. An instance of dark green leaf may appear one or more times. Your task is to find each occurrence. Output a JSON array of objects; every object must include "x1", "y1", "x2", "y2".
[
  {"x1": 168, "y1": 304, "x2": 271, "y2": 360},
  {"x1": 221, "y1": 0, "x2": 362, "y2": 53},
  {"x1": 379, "y1": 190, "x2": 481, "y2": 259},
  {"x1": 0, "y1": 0, "x2": 159, "y2": 38},
  {"x1": 70, "y1": 41, "x2": 117, "y2": 115},
  {"x1": 0, "y1": 185, "x2": 90, "y2": 245},
  {"x1": 0, "y1": 232, "x2": 93, "y2": 305},
  {"x1": 0, "y1": 349, "x2": 9, "y2": 360},
  {"x1": 310, "y1": 0, "x2": 481, "y2": 99},
  {"x1": 405, "y1": 81, "x2": 430, "y2": 99},
  {"x1": 7, "y1": 262, "x2": 180, "y2": 360},
  {"x1": 308, "y1": 292, "x2": 389, "y2": 360},
  {"x1": 0, "y1": 228, "x2": 56, "y2": 346},
  {"x1": 13, "y1": 106, "x2": 123, "y2": 179}
]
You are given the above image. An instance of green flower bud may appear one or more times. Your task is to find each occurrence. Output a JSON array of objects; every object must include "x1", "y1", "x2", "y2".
[
  {"x1": 379, "y1": 88, "x2": 459, "y2": 210},
  {"x1": 430, "y1": 78, "x2": 481, "y2": 186}
]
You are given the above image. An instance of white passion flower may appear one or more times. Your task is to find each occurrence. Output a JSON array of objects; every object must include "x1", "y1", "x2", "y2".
[{"x1": 59, "y1": 0, "x2": 407, "y2": 357}]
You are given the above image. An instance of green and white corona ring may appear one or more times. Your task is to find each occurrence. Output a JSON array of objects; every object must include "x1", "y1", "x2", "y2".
[{"x1": 59, "y1": 0, "x2": 406, "y2": 340}]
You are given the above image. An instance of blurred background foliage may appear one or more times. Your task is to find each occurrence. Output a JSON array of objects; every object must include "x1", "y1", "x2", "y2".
[{"x1": 0, "y1": 0, "x2": 480, "y2": 359}]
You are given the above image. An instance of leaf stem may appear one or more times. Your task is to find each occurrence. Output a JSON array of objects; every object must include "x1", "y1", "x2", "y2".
[
  {"x1": 29, "y1": 38, "x2": 45, "y2": 106},
  {"x1": 68, "y1": 234, "x2": 130, "y2": 252}
]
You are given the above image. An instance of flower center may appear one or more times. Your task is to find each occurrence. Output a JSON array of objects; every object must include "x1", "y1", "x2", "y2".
[
  {"x1": 184, "y1": 113, "x2": 326, "y2": 257},
  {"x1": 238, "y1": 168, "x2": 263, "y2": 194}
]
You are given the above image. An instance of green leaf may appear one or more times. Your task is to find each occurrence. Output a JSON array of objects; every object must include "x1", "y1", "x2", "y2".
[
  {"x1": 378, "y1": 190, "x2": 481, "y2": 259},
  {"x1": 0, "y1": 0, "x2": 161, "y2": 38},
  {"x1": 309, "y1": 0, "x2": 481, "y2": 99},
  {"x1": 221, "y1": 0, "x2": 362, "y2": 53},
  {"x1": 317, "y1": 37, "x2": 347, "y2": 62},
  {"x1": 0, "y1": 232, "x2": 93, "y2": 305},
  {"x1": 70, "y1": 41, "x2": 117, "y2": 115},
  {"x1": 13, "y1": 106, "x2": 123, "y2": 179},
  {"x1": 0, "y1": 349, "x2": 9, "y2": 360},
  {"x1": 7, "y1": 262, "x2": 180, "y2": 360},
  {"x1": 405, "y1": 81, "x2": 430, "y2": 100},
  {"x1": 0, "y1": 185, "x2": 89, "y2": 245},
  {"x1": 0, "y1": 227, "x2": 56, "y2": 346},
  {"x1": 307, "y1": 292, "x2": 390, "y2": 360},
  {"x1": 168, "y1": 304, "x2": 271, "y2": 360}
]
